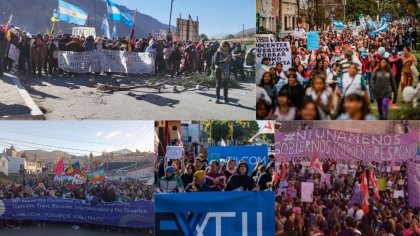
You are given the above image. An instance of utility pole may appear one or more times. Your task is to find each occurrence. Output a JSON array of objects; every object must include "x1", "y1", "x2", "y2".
[
  {"x1": 279, "y1": 0, "x2": 282, "y2": 33},
  {"x1": 343, "y1": 0, "x2": 346, "y2": 24},
  {"x1": 168, "y1": 0, "x2": 174, "y2": 33},
  {"x1": 242, "y1": 24, "x2": 245, "y2": 43}
]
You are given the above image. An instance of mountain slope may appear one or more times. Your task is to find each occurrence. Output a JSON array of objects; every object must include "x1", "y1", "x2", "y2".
[{"x1": 0, "y1": 0, "x2": 174, "y2": 38}]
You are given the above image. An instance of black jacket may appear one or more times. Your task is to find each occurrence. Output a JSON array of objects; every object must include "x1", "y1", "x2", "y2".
[{"x1": 225, "y1": 163, "x2": 254, "y2": 191}]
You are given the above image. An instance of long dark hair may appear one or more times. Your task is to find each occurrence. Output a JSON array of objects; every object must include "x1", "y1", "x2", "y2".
[
  {"x1": 258, "y1": 72, "x2": 274, "y2": 87},
  {"x1": 344, "y1": 93, "x2": 371, "y2": 120},
  {"x1": 375, "y1": 58, "x2": 392, "y2": 73},
  {"x1": 297, "y1": 97, "x2": 321, "y2": 120}
]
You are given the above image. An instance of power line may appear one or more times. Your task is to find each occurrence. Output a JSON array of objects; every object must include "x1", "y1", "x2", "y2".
[
  {"x1": 0, "y1": 129, "x2": 152, "y2": 150},
  {"x1": 0, "y1": 141, "x2": 88, "y2": 156},
  {"x1": 0, "y1": 138, "x2": 123, "y2": 154}
]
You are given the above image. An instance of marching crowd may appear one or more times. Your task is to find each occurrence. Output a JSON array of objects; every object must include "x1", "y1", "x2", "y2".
[
  {"x1": 154, "y1": 153, "x2": 277, "y2": 193},
  {"x1": 273, "y1": 159, "x2": 420, "y2": 236},
  {"x1": 257, "y1": 21, "x2": 419, "y2": 121}
]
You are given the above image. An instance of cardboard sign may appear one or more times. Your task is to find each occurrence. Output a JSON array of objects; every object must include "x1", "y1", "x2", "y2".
[
  {"x1": 166, "y1": 146, "x2": 184, "y2": 159},
  {"x1": 256, "y1": 42, "x2": 292, "y2": 70},
  {"x1": 393, "y1": 190, "x2": 404, "y2": 198},
  {"x1": 72, "y1": 27, "x2": 96, "y2": 38},
  {"x1": 8, "y1": 44, "x2": 20, "y2": 61},
  {"x1": 301, "y1": 182, "x2": 314, "y2": 202}
]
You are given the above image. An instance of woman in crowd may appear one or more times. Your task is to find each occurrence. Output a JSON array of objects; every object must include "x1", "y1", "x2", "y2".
[{"x1": 370, "y1": 58, "x2": 397, "y2": 120}]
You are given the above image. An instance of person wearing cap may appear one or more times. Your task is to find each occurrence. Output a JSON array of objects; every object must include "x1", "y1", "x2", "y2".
[
  {"x1": 185, "y1": 170, "x2": 205, "y2": 192},
  {"x1": 213, "y1": 41, "x2": 232, "y2": 104},
  {"x1": 203, "y1": 160, "x2": 226, "y2": 191},
  {"x1": 231, "y1": 43, "x2": 245, "y2": 80},
  {"x1": 225, "y1": 162, "x2": 254, "y2": 191},
  {"x1": 155, "y1": 166, "x2": 184, "y2": 193}
]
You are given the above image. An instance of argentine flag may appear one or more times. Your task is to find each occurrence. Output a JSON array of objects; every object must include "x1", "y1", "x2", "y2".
[
  {"x1": 112, "y1": 25, "x2": 118, "y2": 38},
  {"x1": 332, "y1": 20, "x2": 345, "y2": 30},
  {"x1": 58, "y1": 0, "x2": 88, "y2": 26},
  {"x1": 106, "y1": 0, "x2": 134, "y2": 27},
  {"x1": 102, "y1": 16, "x2": 111, "y2": 39}
]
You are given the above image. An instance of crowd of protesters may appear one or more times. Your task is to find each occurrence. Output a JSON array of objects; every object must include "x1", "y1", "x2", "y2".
[
  {"x1": 0, "y1": 26, "x2": 251, "y2": 81},
  {"x1": 273, "y1": 157, "x2": 419, "y2": 236},
  {"x1": 0, "y1": 176, "x2": 153, "y2": 230},
  {"x1": 0, "y1": 176, "x2": 153, "y2": 201},
  {"x1": 257, "y1": 20, "x2": 419, "y2": 121},
  {"x1": 154, "y1": 149, "x2": 420, "y2": 236},
  {"x1": 154, "y1": 153, "x2": 277, "y2": 193}
]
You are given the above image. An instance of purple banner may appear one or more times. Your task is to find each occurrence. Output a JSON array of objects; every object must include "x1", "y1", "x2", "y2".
[
  {"x1": 275, "y1": 129, "x2": 419, "y2": 163},
  {"x1": 408, "y1": 161, "x2": 420, "y2": 208},
  {"x1": 0, "y1": 197, "x2": 154, "y2": 228}
]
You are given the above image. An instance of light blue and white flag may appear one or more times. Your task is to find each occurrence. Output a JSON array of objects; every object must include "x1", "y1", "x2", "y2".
[
  {"x1": 58, "y1": 0, "x2": 88, "y2": 26},
  {"x1": 106, "y1": 0, "x2": 134, "y2": 27},
  {"x1": 332, "y1": 20, "x2": 345, "y2": 29},
  {"x1": 112, "y1": 24, "x2": 118, "y2": 38},
  {"x1": 102, "y1": 15, "x2": 111, "y2": 39},
  {"x1": 369, "y1": 22, "x2": 389, "y2": 35}
]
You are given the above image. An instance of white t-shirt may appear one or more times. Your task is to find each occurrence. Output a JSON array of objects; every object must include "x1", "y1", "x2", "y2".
[
  {"x1": 341, "y1": 73, "x2": 365, "y2": 97},
  {"x1": 273, "y1": 107, "x2": 297, "y2": 121}
]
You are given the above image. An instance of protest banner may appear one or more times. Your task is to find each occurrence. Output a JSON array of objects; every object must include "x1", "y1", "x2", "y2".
[
  {"x1": 8, "y1": 44, "x2": 20, "y2": 61},
  {"x1": 301, "y1": 182, "x2": 314, "y2": 202},
  {"x1": 208, "y1": 146, "x2": 268, "y2": 175},
  {"x1": 72, "y1": 27, "x2": 96, "y2": 37},
  {"x1": 166, "y1": 146, "x2": 184, "y2": 159},
  {"x1": 407, "y1": 161, "x2": 420, "y2": 208},
  {"x1": 393, "y1": 190, "x2": 404, "y2": 198},
  {"x1": 392, "y1": 165, "x2": 401, "y2": 172},
  {"x1": 58, "y1": 49, "x2": 155, "y2": 74},
  {"x1": 377, "y1": 178, "x2": 387, "y2": 191},
  {"x1": 58, "y1": 50, "x2": 100, "y2": 73},
  {"x1": 306, "y1": 31, "x2": 320, "y2": 50},
  {"x1": 155, "y1": 191, "x2": 275, "y2": 236},
  {"x1": 0, "y1": 197, "x2": 154, "y2": 228},
  {"x1": 255, "y1": 42, "x2": 292, "y2": 70},
  {"x1": 275, "y1": 129, "x2": 418, "y2": 163}
]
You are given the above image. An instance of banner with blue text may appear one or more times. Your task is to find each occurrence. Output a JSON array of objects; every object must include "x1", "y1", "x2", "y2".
[{"x1": 155, "y1": 191, "x2": 275, "y2": 236}]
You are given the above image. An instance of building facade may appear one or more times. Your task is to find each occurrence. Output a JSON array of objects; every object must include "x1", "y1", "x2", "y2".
[
  {"x1": 0, "y1": 147, "x2": 25, "y2": 176},
  {"x1": 257, "y1": 0, "x2": 300, "y2": 33}
]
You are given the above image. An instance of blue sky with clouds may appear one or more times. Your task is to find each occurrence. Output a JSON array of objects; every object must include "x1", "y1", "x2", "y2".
[
  {"x1": 111, "y1": 0, "x2": 255, "y2": 37},
  {"x1": 0, "y1": 121, "x2": 154, "y2": 155}
]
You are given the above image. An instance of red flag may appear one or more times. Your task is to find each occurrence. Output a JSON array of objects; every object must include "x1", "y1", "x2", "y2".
[
  {"x1": 370, "y1": 170, "x2": 380, "y2": 200},
  {"x1": 310, "y1": 152, "x2": 326, "y2": 182},
  {"x1": 249, "y1": 121, "x2": 275, "y2": 142},
  {"x1": 55, "y1": 159, "x2": 64, "y2": 175},
  {"x1": 361, "y1": 171, "x2": 370, "y2": 214}
]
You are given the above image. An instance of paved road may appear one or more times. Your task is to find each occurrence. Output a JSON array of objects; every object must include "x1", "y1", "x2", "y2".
[
  {"x1": 0, "y1": 223, "x2": 153, "y2": 236},
  {"x1": 20, "y1": 74, "x2": 256, "y2": 120}
]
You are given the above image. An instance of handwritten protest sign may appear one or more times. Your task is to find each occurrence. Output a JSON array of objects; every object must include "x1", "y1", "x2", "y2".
[{"x1": 256, "y1": 42, "x2": 292, "y2": 70}]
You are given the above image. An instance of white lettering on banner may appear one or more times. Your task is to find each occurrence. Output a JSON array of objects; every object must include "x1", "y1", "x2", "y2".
[
  {"x1": 58, "y1": 49, "x2": 155, "y2": 74},
  {"x1": 224, "y1": 156, "x2": 267, "y2": 166},
  {"x1": 256, "y1": 42, "x2": 292, "y2": 70},
  {"x1": 194, "y1": 212, "x2": 263, "y2": 236}
]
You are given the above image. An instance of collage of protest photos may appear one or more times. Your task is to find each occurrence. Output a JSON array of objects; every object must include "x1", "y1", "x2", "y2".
[{"x1": 0, "y1": 0, "x2": 420, "y2": 235}]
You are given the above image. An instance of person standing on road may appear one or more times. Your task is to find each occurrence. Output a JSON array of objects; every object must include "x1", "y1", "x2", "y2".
[
  {"x1": 231, "y1": 43, "x2": 245, "y2": 80},
  {"x1": 18, "y1": 33, "x2": 31, "y2": 74},
  {"x1": 169, "y1": 44, "x2": 182, "y2": 78},
  {"x1": 0, "y1": 29, "x2": 6, "y2": 77},
  {"x1": 400, "y1": 46, "x2": 417, "y2": 90},
  {"x1": 213, "y1": 41, "x2": 232, "y2": 104},
  {"x1": 30, "y1": 33, "x2": 47, "y2": 77}
]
